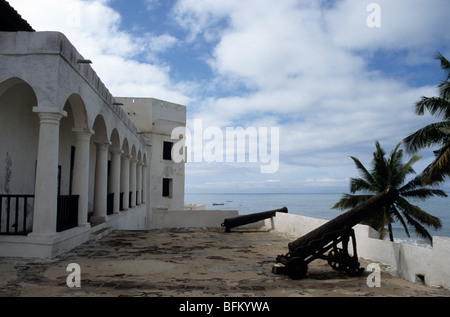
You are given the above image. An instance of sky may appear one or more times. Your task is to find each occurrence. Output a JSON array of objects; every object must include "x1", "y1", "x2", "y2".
[{"x1": 9, "y1": 0, "x2": 450, "y2": 193}]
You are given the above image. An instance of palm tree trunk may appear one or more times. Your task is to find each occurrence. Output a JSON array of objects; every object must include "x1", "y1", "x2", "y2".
[{"x1": 388, "y1": 223, "x2": 394, "y2": 242}]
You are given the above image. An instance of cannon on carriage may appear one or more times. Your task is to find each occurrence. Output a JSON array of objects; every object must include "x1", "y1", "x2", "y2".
[
  {"x1": 221, "y1": 207, "x2": 288, "y2": 232},
  {"x1": 274, "y1": 186, "x2": 398, "y2": 279}
]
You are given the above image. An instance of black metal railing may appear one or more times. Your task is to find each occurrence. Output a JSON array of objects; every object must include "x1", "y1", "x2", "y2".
[
  {"x1": 107, "y1": 193, "x2": 114, "y2": 215},
  {"x1": 0, "y1": 194, "x2": 34, "y2": 235},
  {"x1": 56, "y1": 195, "x2": 79, "y2": 233}
]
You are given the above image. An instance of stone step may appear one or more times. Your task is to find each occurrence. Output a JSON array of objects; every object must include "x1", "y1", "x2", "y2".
[{"x1": 90, "y1": 226, "x2": 113, "y2": 241}]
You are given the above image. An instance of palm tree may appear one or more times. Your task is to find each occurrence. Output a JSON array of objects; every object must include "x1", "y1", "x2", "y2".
[
  {"x1": 403, "y1": 52, "x2": 450, "y2": 185},
  {"x1": 332, "y1": 141, "x2": 446, "y2": 243}
]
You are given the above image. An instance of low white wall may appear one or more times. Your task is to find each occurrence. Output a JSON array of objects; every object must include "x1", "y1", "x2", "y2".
[
  {"x1": 0, "y1": 225, "x2": 92, "y2": 259},
  {"x1": 108, "y1": 204, "x2": 147, "y2": 231},
  {"x1": 267, "y1": 213, "x2": 450, "y2": 289},
  {"x1": 0, "y1": 204, "x2": 148, "y2": 259},
  {"x1": 152, "y1": 209, "x2": 239, "y2": 229}
]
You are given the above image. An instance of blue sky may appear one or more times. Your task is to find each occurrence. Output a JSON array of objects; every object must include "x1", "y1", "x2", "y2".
[{"x1": 9, "y1": 0, "x2": 450, "y2": 193}]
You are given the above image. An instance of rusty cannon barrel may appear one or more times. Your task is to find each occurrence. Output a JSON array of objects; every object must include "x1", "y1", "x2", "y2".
[
  {"x1": 222, "y1": 207, "x2": 288, "y2": 232},
  {"x1": 287, "y1": 186, "x2": 398, "y2": 253}
]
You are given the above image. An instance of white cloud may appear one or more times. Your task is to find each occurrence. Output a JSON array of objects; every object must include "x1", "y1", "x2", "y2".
[
  {"x1": 326, "y1": 0, "x2": 450, "y2": 52},
  {"x1": 173, "y1": 0, "x2": 449, "y2": 192},
  {"x1": 7, "y1": 0, "x2": 450, "y2": 193},
  {"x1": 146, "y1": 33, "x2": 178, "y2": 53},
  {"x1": 9, "y1": 0, "x2": 190, "y2": 104}
]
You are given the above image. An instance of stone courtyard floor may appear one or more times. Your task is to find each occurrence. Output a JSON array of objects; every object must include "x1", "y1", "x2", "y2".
[{"x1": 1, "y1": 228, "x2": 449, "y2": 297}]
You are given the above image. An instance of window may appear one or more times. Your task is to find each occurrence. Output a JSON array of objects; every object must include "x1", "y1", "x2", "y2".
[
  {"x1": 162, "y1": 178, "x2": 172, "y2": 197},
  {"x1": 163, "y1": 141, "x2": 173, "y2": 161}
]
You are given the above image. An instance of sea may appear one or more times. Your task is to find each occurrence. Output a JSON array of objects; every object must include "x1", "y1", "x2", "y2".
[{"x1": 185, "y1": 192, "x2": 450, "y2": 248}]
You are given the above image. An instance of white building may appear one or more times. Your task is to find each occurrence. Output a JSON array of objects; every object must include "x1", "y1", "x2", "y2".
[{"x1": 0, "y1": 2, "x2": 186, "y2": 258}]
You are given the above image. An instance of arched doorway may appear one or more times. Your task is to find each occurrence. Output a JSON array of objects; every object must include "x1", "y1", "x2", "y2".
[
  {"x1": 0, "y1": 78, "x2": 38, "y2": 235},
  {"x1": 56, "y1": 94, "x2": 90, "y2": 232},
  {"x1": 90, "y1": 115, "x2": 110, "y2": 224}
]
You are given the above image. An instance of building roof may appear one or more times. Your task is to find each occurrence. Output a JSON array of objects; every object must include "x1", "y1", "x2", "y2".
[{"x1": 0, "y1": 0, "x2": 34, "y2": 32}]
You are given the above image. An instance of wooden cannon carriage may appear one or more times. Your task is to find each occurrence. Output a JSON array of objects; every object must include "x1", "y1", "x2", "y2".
[{"x1": 274, "y1": 186, "x2": 398, "y2": 279}]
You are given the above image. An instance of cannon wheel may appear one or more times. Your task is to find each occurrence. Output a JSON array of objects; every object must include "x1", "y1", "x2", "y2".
[
  {"x1": 327, "y1": 249, "x2": 343, "y2": 271},
  {"x1": 286, "y1": 257, "x2": 308, "y2": 280}
]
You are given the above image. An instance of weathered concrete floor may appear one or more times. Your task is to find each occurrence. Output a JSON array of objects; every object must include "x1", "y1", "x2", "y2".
[{"x1": 0, "y1": 229, "x2": 449, "y2": 297}]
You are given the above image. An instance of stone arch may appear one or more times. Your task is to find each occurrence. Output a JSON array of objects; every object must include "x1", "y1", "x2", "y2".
[
  {"x1": 92, "y1": 115, "x2": 109, "y2": 144},
  {"x1": 91, "y1": 114, "x2": 111, "y2": 222},
  {"x1": 129, "y1": 145, "x2": 137, "y2": 207},
  {"x1": 141, "y1": 152, "x2": 148, "y2": 204},
  {"x1": 120, "y1": 138, "x2": 131, "y2": 211},
  {"x1": 110, "y1": 129, "x2": 121, "y2": 151},
  {"x1": 122, "y1": 138, "x2": 130, "y2": 156},
  {"x1": 131, "y1": 145, "x2": 137, "y2": 162},
  {"x1": 59, "y1": 98, "x2": 77, "y2": 197},
  {"x1": 136, "y1": 150, "x2": 143, "y2": 205},
  {"x1": 0, "y1": 77, "x2": 34, "y2": 99},
  {"x1": 0, "y1": 77, "x2": 39, "y2": 233},
  {"x1": 108, "y1": 129, "x2": 122, "y2": 214},
  {"x1": 65, "y1": 94, "x2": 89, "y2": 130},
  {"x1": 143, "y1": 153, "x2": 147, "y2": 166}
]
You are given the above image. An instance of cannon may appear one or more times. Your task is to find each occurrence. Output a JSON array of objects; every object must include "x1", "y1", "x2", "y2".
[
  {"x1": 274, "y1": 186, "x2": 399, "y2": 280},
  {"x1": 222, "y1": 207, "x2": 288, "y2": 232}
]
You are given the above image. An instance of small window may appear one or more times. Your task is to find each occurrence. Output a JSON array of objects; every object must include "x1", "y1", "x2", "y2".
[
  {"x1": 163, "y1": 141, "x2": 173, "y2": 161},
  {"x1": 162, "y1": 178, "x2": 173, "y2": 197}
]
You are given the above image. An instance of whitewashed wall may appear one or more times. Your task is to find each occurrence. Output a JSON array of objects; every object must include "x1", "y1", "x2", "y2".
[
  {"x1": 266, "y1": 213, "x2": 450, "y2": 289},
  {"x1": 152, "y1": 209, "x2": 238, "y2": 229}
]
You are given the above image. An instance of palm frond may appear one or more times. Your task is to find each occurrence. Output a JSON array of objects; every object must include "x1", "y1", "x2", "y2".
[
  {"x1": 400, "y1": 187, "x2": 448, "y2": 200},
  {"x1": 435, "y1": 51, "x2": 450, "y2": 80},
  {"x1": 414, "y1": 97, "x2": 450, "y2": 118},
  {"x1": 397, "y1": 197, "x2": 442, "y2": 230},
  {"x1": 350, "y1": 156, "x2": 374, "y2": 185},
  {"x1": 371, "y1": 141, "x2": 389, "y2": 190},
  {"x1": 331, "y1": 194, "x2": 373, "y2": 210},
  {"x1": 422, "y1": 142, "x2": 450, "y2": 185},
  {"x1": 403, "y1": 121, "x2": 450, "y2": 153},
  {"x1": 402, "y1": 211, "x2": 434, "y2": 243},
  {"x1": 438, "y1": 81, "x2": 450, "y2": 112},
  {"x1": 391, "y1": 204, "x2": 410, "y2": 238},
  {"x1": 349, "y1": 177, "x2": 372, "y2": 193}
]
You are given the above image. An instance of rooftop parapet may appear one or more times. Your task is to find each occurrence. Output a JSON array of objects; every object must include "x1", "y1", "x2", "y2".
[
  {"x1": 0, "y1": 31, "x2": 145, "y2": 144},
  {"x1": 117, "y1": 97, "x2": 186, "y2": 135}
]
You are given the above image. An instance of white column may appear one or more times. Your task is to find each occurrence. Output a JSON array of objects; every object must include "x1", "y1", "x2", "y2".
[
  {"x1": 109, "y1": 147, "x2": 122, "y2": 214},
  {"x1": 31, "y1": 109, "x2": 65, "y2": 235},
  {"x1": 129, "y1": 157, "x2": 137, "y2": 208},
  {"x1": 72, "y1": 129, "x2": 93, "y2": 227},
  {"x1": 141, "y1": 163, "x2": 147, "y2": 204},
  {"x1": 136, "y1": 161, "x2": 142, "y2": 205},
  {"x1": 93, "y1": 142, "x2": 110, "y2": 221},
  {"x1": 120, "y1": 154, "x2": 130, "y2": 211}
]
